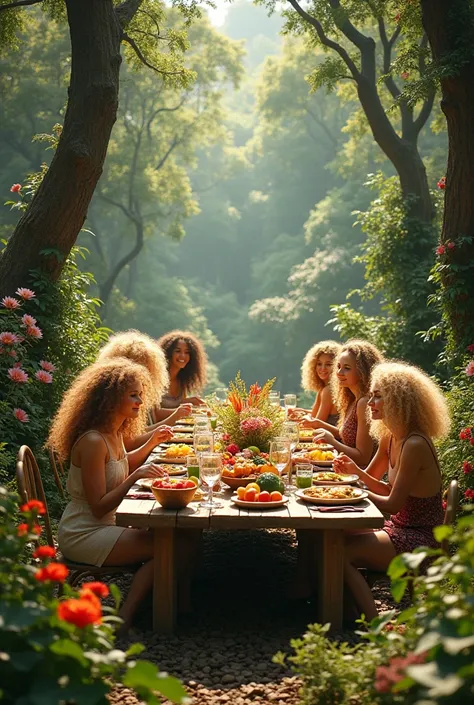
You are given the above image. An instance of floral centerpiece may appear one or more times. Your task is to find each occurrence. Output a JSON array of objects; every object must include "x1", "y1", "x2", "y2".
[{"x1": 210, "y1": 372, "x2": 283, "y2": 452}]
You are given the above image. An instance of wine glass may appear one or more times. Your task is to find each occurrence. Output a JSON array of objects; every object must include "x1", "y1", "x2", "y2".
[
  {"x1": 194, "y1": 431, "x2": 214, "y2": 456},
  {"x1": 269, "y1": 390, "x2": 280, "y2": 407},
  {"x1": 199, "y1": 452, "x2": 223, "y2": 509},
  {"x1": 280, "y1": 421, "x2": 300, "y2": 452},
  {"x1": 269, "y1": 439, "x2": 291, "y2": 490},
  {"x1": 284, "y1": 394, "x2": 297, "y2": 415},
  {"x1": 194, "y1": 417, "x2": 211, "y2": 434}
]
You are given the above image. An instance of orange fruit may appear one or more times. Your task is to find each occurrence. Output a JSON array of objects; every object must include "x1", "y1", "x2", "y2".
[
  {"x1": 236, "y1": 486, "x2": 246, "y2": 500},
  {"x1": 244, "y1": 488, "x2": 258, "y2": 502},
  {"x1": 259, "y1": 491, "x2": 271, "y2": 502},
  {"x1": 270, "y1": 491, "x2": 283, "y2": 502}
]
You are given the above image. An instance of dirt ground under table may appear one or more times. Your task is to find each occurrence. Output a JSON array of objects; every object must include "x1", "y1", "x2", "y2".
[{"x1": 104, "y1": 528, "x2": 399, "y2": 705}]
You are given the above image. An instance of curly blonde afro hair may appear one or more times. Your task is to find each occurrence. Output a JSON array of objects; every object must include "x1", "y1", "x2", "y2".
[
  {"x1": 335, "y1": 339, "x2": 384, "y2": 422},
  {"x1": 369, "y1": 361, "x2": 450, "y2": 441},
  {"x1": 301, "y1": 340, "x2": 342, "y2": 392},
  {"x1": 158, "y1": 330, "x2": 207, "y2": 395},
  {"x1": 47, "y1": 358, "x2": 152, "y2": 461},
  {"x1": 97, "y1": 329, "x2": 169, "y2": 406}
]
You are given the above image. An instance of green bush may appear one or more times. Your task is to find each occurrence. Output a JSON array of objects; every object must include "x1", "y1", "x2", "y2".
[{"x1": 0, "y1": 486, "x2": 189, "y2": 705}]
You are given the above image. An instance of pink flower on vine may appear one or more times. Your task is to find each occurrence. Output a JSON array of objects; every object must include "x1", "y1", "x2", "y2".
[
  {"x1": 39, "y1": 360, "x2": 56, "y2": 372},
  {"x1": 16, "y1": 287, "x2": 35, "y2": 300},
  {"x1": 447, "y1": 241, "x2": 455, "y2": 250},
  {"x1": 437, "y1": 176, "x2": 446, "y2": 189},
  {"x1": 459, "y1": 427, "x2": 472, "y2": 440},
  {"x1": 468, "y1": 343, "x2": 474, "y2": 354},
  {"x1": 27, "y1": 325, "x2": 43, "y2": 339},
  {"x1": 464, "y1": 488, "x2": 474, "y2": 500},
  {"x1": 21, "y1": 313, "x2": 37, "y2": 327},
  {"x1": 436, "y1": 245, "x2": 446, "y2": 255},
  {"x1": 1, "y1": 296, "x2": 21, "y2": 309},
  {"x1": 374, "y1": 652, "x2": 427, "y2": 694},
  {"x1": 13, "y1": 408, "x2": 29, "y2": 423},
  {"x1": 8, "y1": 367, "x2": 28, "y2": 383},
  {"x1": 466, "y1": 361, "x2": 474, "y2": 377},
  {"x1": 0, "y1": 332, "x2": 18, "y2": 345},
  {"x1": 35, "y1": 370, "x2": 53, "y2": 384},
  {"x1": 8, "y1": 349, "x2": 18, "y2": 358},
  {"x1": 10, "y1": 183, "x2": 21, "y2": 193},
  {"x1": 240, "y1": 416, "x2": 272, "y2": 433}
]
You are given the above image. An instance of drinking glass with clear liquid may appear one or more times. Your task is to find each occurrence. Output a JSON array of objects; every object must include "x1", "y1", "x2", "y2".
[
  {"x1": 269, "y1": 391, "x2": 281, "y2": 408},
  {"x1": 194, "y1": 432, "x2": 214, "y2": 456},
  {"x1": 280, "y1": 421, "x2": 300, "y2": 452},
  {"x1": 284, "y1": 394, "x2": 297, "y2": 413},
  {"x1": 269, "y1": 439, "x2": 291, "y2": 490},
  {"x1": 200, "y1": 453, "x2": 223, "y2": 509},
  {"x1": 194, "y1": 417, "x2": 211, "y2": 433}
]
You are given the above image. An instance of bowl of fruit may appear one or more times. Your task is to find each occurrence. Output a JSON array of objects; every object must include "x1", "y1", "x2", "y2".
[{"x1": 151, "y1": 477, "x2": 197, "y2": 509}]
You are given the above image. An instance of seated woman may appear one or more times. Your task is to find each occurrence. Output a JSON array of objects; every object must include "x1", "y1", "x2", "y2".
[
  {"x1": 304, "y1": 339, "x2": 383, "y2": 468},
  {"x1": 97, "y1": 330, "x2": 193, "y2": 445},
  {"x1": 153, "y1": 330, "x2": 208, "y2": 422},
  {"x1": 290, "y1": 340, "x2": 341, "y2": 423},
  {"x1": 334, "y1": 361, "x2": 450, "y2": 621},
  {"x1": 47, "y1": 358, "x2": 167, "y2": 631}
]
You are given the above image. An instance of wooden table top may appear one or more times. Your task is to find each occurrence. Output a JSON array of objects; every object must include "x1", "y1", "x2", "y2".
[{"x1": 116, "y1": 489, "x2": 385, "y2": 531}]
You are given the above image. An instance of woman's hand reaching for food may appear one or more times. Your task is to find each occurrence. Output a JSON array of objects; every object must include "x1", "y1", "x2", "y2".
[
  {"x1": 301, "y1": 414, "x2": 319, "y2": 429},
  {"x1": 132, "y1": 463, "x2": 167, "y2": 481},
  {"x1": 313, "y1": 429, "x2": 335, "y2": 445},
  {"x1": 333, "y1": 453, "x2": 359, "y2": 475},
  {"x1": 152, "y1": 426, "x2": 174, "y2": 444}
]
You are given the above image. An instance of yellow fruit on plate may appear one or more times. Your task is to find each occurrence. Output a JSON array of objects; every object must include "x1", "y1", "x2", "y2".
[
  {"x1": 236, "y1": 486, "x2": 246, "y2": 499},
  {"x1": 188, "y1": 476, "x2": 199, "y2": 486},
  {"x1": 245, "y1": 482, "x2": 261, "y2": 492}
]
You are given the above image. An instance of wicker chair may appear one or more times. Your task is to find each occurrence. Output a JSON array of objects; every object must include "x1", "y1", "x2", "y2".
[
  {"x1": 16, "y1": 445, "x2": 139, "y2": 588},
  {"x1": 48, "y1": 447, "x2": 66, "y2": 498}
]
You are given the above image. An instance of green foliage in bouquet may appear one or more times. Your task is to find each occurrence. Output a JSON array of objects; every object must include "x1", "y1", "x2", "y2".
[
  {"x1": 209, "y1": 372, "x2": 284, "y2": 451},
  {"x1": 0, "y1": 487, "x2": 189, "y2": 705}
]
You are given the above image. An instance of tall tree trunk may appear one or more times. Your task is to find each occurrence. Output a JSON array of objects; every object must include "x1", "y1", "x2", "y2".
[
  {"x1": 0, "y1": 0, "x2": 122, "y2": 295},
  {"x1": 421, "y1": 0, "x2": 474, "y2": 351}
]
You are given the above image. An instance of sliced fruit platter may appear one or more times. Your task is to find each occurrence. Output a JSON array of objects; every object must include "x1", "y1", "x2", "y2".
[
  {"x1": 231, "y1": 475, "x2": 287, "y2": 508},
  {"x1": 296, "y1": 485, "x2": 367, "y2": 505},
  {"x1": 293, "y1": 447, "x2": 336, "y2": 466},
  {"x1": 155, "y1": 444, "x2": 194, "y2": 463},
  {"x1": 313, "y1": 471, "x2": 358, "y2": 485},
  {"x1": 221, "y1": 446, "x2": 278, "y2": 488}
]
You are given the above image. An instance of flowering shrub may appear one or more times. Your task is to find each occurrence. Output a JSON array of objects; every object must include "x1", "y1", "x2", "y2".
[
  {"x1": 0, "y1": 486, "x2": 189, "y2": 705},
  {"x1": 209, "y1": 372, "x2": 283, "y2": 451}
]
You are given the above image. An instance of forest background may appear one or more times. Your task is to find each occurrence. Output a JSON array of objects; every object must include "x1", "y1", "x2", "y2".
[{"x1": 0, "y1": 0, "x2": 449, "y2": 393}]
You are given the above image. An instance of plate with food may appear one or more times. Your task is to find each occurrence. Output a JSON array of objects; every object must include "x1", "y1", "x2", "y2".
[
  {"x1": 296, "y1": 485, "x2": 368, "y2": 505},
  {"x1": 294, "y1": 442, "x2": 334, "y2": 453},
  {"x1": 293, "y1": 448, "x2": 336, "y2": 467},
  {"x1": 179, "y1": 417, "x2": 195, "y2": 426},
  {"x1": 298, "y1": 428, "x2": 318, "y2": 441},
  {"x1": 313, "y1": 472, "x2": 358, "y2": 485},
  {"x1": 231, "y1": 494, "x2": 288, "y2": 509},
  {"x1": 154, "y1": 444, "x2": 194, "y2": 463}
]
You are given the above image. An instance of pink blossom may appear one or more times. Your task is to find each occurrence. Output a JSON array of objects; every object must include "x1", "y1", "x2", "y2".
[
  {"x1": 374, "y1": 652, "x2": 426, "y2": 694},
  {"x1": 26, "y1": 325, "x2": 42, "y2": 339},
  {"x1": 13, "y1": 361, "x2": 22, "y2": 368},
  {"x1": 436, "y1": 245, "x2": 446, "y2": 255},
  {"x1": 10, "y1": 183, "x2": 21, "y2": 193},
  {"x1": 13, "y1": 408, "x2": 29, "y2": 423},
  {"x1": 465, "y1": 361, "x2": 474, "y2": 377},
  {"x1": 8, "y1": 349, "x2": 18, "y2": 358},
  {"x1": 35, "y1": 370, "x2": 53, "y2": 384},
  {"x1": 240, "y1": 416, "x2": 272, "y2": 434},
  {"x1": 447, "y1": 241, "x2": 455, "y2": 250},
  {"x1": 0, "y1": 332, "x2": 18, "y2": 345},
  {"x1": 463, "y1": 461, "x2": 473, "y2": 474},
  {"x1": 21, "y1": 313, "x2": 36, "y2": 327},
  {"x1": 8, "y1": 367, "x2": 28, "y2": 383},
  {"x1": 464, "y1": 488, "x2": 474, "y2": 500},
  {"x1": 40, "y1": 360, "x2": 56, "y2": 372},
  {"x1": 459, "y1": 427, "x2": 472, "y2": 440},
  {"x1": 437, "y1": 176, "x2": 446, "y2": 190},
  {"x1": 1, "y1": 296, "x2": 21, "y2": 309},
  {"x1": 16, "y1": 287, "x2": 35, "y2": 300},
  {"x1": 468, "y1": 343, "x2": 474, "y2": 354}
]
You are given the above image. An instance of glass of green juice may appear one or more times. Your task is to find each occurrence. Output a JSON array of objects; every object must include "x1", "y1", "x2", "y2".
[
  {"x1": 295, "y1": 464, "x2": 313, "y2": 490},
  {"x1": 186, "y1": 455, "x2": 200, "y2": 480}
]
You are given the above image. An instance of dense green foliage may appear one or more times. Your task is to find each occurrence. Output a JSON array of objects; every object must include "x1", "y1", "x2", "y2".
[{"x1": 0, "y1": 487, "x2": 188, "y2": 705}]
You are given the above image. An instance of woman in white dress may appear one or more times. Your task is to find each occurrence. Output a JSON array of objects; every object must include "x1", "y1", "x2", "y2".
[{"x1": 48, "y1": 357, "x2": 166, "y2": 631}]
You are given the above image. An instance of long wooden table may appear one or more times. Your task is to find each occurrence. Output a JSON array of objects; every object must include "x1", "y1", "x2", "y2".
[{"x1": 116, "y1": 489, "x2": 384, "y2": 634}]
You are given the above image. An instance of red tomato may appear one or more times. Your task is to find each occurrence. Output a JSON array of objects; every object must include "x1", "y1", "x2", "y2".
[
  {"x1": 259, "y1": 491, "x2": 271, "y2": 502},
  {"x1": 184, "y1": 480, "x2": 196, "y2": 489},
  {"x1": 174, "y1": 482, "x2": 184, "y2": 489},
  {"x1": 161, "y1": 482, "x2": 172, "y2": 489},
  {"x1": 152, "y1": 479, "x2": 162, "y2": 488},
  {"x1": 270, "y1": 491, "x2": 283, "y2": 502}
]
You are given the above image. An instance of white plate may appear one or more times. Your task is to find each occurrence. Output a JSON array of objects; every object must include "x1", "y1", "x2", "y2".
[
  {"x1": 312, "y1": 473, "x2": 359, "y2": 486},
  {"x1": 231, "y1": 495, "x2": 289, "y2": 509},
  {"x1": 295, "y1": 487, "x2": 368, "y2": 505},
  {"x1": 153, "y1": 455, "x2": 188, "y2": 464},
  {"x1": 293, "y1": 454, "x2": 335, "y2": 467}
]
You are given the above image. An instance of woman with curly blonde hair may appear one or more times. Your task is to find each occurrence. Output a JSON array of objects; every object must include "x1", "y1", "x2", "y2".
[
  {"x1": 334, "y1": 361, "x2": 450, "y2": 620},
  {"x1": 47, "y1": 358, "x2": 168, "y2": 631},
  {"x1": 295, "y1": 340, "x2": 341, "y2": 422},
  {"x1": 154, "y1": 330, "x2": 208, "y2": 421},
  {"x1": 97, "y1": 330, "x2": 193, "y2": 438},
  {"x1": 304, "y1": 339, "x2": 383, "y2": 467}
]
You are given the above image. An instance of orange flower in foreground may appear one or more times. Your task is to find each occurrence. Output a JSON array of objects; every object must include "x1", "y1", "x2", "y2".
[
  {"x1": 228, "y1": 392, "x2": 243, "y2": 413},
  {"x1": 80, "y1": 581, "x2": 109, "y2": 599},
  {"x1": 18, "y1": 522, "x2": 41, "y2": 536},
  {"x1": 33, "y1": 545, "x2": 56, "y2": 560},
  {"x1": 58, "y1": 597, "x2": 102, "y2": 628},
  {"x1": 20, "y1": 499, "x2": 46, "y2": 515},
  {"x1": 35, "y1": 562, "x2": 69, "y2": 583}
]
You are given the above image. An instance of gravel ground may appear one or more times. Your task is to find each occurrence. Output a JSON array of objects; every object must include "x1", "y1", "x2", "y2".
[{"x1": 103, "y1": 528, "x2": 399, "y2": 705}]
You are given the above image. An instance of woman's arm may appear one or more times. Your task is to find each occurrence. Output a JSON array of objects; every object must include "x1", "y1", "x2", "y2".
[
  {"x1": 333, "y1": 437, "x2": 391, "y2": 494},
  {"x1": 310, "y1": 392, "x2": 321, "y2": 418},
  {"x1": 124, "y1": 426, "x2": 173, "y2": 459},
  {"x1": 315, "y1": 385, "x2": 334, "y2": 423},
  {"x1": 184, "y1": 395, "x2": 206, "y2": 406},
  {"x1": 151, "y1": 402, "x2": 193, "y2": 424},
  {"x1": 314, "y1": 398, "x2": 373, "y2": 466},
  {"x1": 79, "y1": 435, "x2": 165, "y2": 519},
  {"x1": 302, "y1": 416, "x2": 340, "y2": 437},
  {"x1": 367, "y1": 436, "x2": 426, "y2": 514}
]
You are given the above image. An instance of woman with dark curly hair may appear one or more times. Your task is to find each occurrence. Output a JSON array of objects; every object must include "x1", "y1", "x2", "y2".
[
  {"x1": 47, "y1": 358, "x2": 167, "y2": 631},
  {"x1": 303, "y1": 339, "x2": 383, "y2": 467},
  {"x1": 153, "y1": 330, "x2": 208, "y2": 422}
]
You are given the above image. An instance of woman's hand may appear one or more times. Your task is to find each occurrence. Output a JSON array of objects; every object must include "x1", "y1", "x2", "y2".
[
  {"x1": 288, "y1": 408, "x2": 305, "y2": 420},
  {"x1": 333, "y1": 453, "x2": 359, "y2": 475},
  {"x1": 313, "y1": 429, "x2": 335, "y2": 445},
  {"x1": 152, "y1": 425, "x2": 174, "y2": 445},
  {"x1": 301, "y1": 414, "x2": 319, "y2": 429},
  {"x1": 187, "y1": 396, "x2": 206, "y2": 406},
  {"x1": 132, "y1": 463, "x2": 167, "y2": 481},
  {"x1": 175, "y1": 403, "x2": 193, "y2": 420}
]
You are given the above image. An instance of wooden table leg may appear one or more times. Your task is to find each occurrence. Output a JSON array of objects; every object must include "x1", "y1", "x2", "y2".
[
  {"x1": 153, "y1": 527, "x2": 176, "y2": 633},
  {"x1": 317, "y1": 529, "x2": 344, "y2": 634}
]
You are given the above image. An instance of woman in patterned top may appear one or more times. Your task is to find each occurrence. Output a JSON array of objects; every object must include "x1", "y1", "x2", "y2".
[
  {"x1": 335, "y1": 361, "x2": 450, "y2": 620},
  {"x1": 304, "y1": 339, "x2": 383, "y2": 468}
]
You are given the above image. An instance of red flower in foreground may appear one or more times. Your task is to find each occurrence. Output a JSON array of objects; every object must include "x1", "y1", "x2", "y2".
[
  {"x1": 16, "y1": 287, "x2": 35, "y2": 300},
  {"x1": 80, "y1": 582, "x2": 109, "y2": 599},
  {"x1": 27, "y1": 325, "x2": 43, "y2": 339},
  {"x1": 442, "y1": 500, "x2": 447, "y2": 511},
  {"x1": 1, "y1": 297, "x2": 20, "y2": 310},
  {"x1": 437, "y1": 176, "x2": 446, "y2": 189},
  {"x1": 374, "y1": 652, "x2": 426, "y2": 694},
  {"x1": 17, "y1": 522, "x2": 41, "y2": 536},
  {"x1": 35, "y1": 562, "x2": 69, "y2": 583},
  {"x1": 13, "y1": 408, "x2": 29, "y2": 423},
  {"x1": 459, "y1": 427, "x2": 472, "y2": 441},
  {"x1": 401, "y1": 71, "x2": 410, "y2": 80},
  {"x1": 35, "y1": 369, "x2": 53, "y2": 384},
  {"x1": 464, "y1": 488, "x2": 474, "y2": 501},
  {"x1": 58, "y1": 596, "x2": 102, "y2": 628},
  {"x1": 447, "y1": 241, "x2": 455, "y2": 250},
  {"x1": 463, "y1": 461, "x2": 473, "y2": 474},
  {"x1": 8, "y1": 367, "x2": 28, "y2": 383},
  {"x1": 10, "y1": 183, "x2": 21, "y2": 193},
  {"x1": 20, "y1": 499, "x2": 46, "y2": 515},
  {"x1": 39, "y1": 360, "x2": 56, "y2": 372},
  {"x1": 33, "y1": 545, "x2": 56, "y2": 560},
  {"x1": 468, "y1": 343, "x2": 474, "y2": 354},
  {"x1": 226, "y1": 443, "x2": 240, "y2": 455},
  {"x1": 436, "y1": 245, "x2": 446, "y2": 256}
]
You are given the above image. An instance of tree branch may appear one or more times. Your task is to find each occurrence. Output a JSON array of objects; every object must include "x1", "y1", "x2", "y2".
[
  {"x1": 0, "y1": 0, "x2": 42, "y2": 11},
  {"x1": 305, "y1": 106, "x2": 338, "y2": 148},
  {"x1": 98, "y1": 191, "x2": 140, "y2": 226},
  {"x1": 114, "y1": 0, "x2": 143, "y2": 28},
  {"x1": 121, "y1": 31, "x2": 186, "y2": 78},
  {"x1": 155, "y1": 135, "x2": 181, "y2": 171},
  {"x1": 286, "y1": 0, "x2": 360, "y2": 80},
  {"x1": 378, "y1": 17, "x2": 401, "y2": 100},
  {"x1": 99, "y1": 220, "x2": 144, "y2": 305},
  {"x1": 413, "y1": 33, "x2": 436, "y2": 136}
]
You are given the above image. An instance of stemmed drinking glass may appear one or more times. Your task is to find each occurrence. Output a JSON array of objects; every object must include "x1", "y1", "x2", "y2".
[
  {"x1": 269, "y1": 438, "x2": 291, "y2": 491},
  {"x1": 269, "y1": 390, "x2": 281, "y2": 407},
  {"x1": 284, "y1": 394, "x2": 297, "y2": 416},
  {"x1": 280, "y1": 422, "x2": 300, "y2": 452},
  {"x1": 194, "y1": 431, "x2": 214, "y2": 456},
  {"x1": 199, "y1": 452, "x2": 223, "y2": 509}
]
